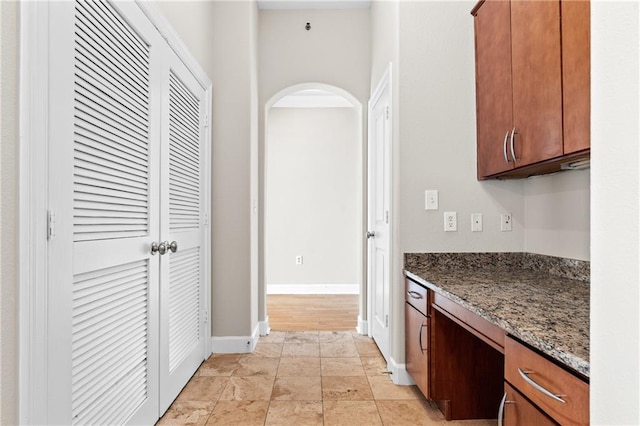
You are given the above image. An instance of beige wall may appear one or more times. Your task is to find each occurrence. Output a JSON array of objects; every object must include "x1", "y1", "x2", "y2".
[
  {"x1": 155, "y1": 0, "x2": 259, "y2": 336},
  {"x1": 1, "y1": 1, "x2": 19, "y2": 423},
  {"x1": 265, "y1": 107, "x2": 360, "y2": 288},
  {"x1": 258, "y1": 7, "x2": 371, "y2": 324},
  {"x1": 524, "y1": 170, "x2": 590, "y2": 260},
  {"x1": 369, "y1": 0, "x2": 592, "y2": 366}
]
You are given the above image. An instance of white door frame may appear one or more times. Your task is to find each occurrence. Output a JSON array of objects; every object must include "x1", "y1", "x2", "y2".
[
  {"x1": 367, "y1": 63, "x2": 393, "y2": 351},
  {"x1": 18, "y1": 2, "x2": 212, "y2": 423}
]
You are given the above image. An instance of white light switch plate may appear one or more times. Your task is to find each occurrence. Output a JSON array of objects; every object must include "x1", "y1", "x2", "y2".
[
  {"x1": 500, "y1": 213, "x2": 512, "y2": 232},
  {"x1": 425, "y1": 190, "x2": 438, "y2": 210}
]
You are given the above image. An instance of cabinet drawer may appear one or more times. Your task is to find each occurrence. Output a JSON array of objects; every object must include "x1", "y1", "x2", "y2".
[
  {"x1": 503, "y1": 383, "x2": 557, "y2": 426},
  {"x1": 505, "y1": 337, "x2": 588, "y2": 425},
  {"x1": 405, "y1": 278, "x2": 428, "y2": 316}
]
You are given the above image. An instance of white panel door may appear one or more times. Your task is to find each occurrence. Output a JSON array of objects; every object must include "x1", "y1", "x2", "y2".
[
  {"x1": 48, "y1": 1, "x2": 164, "y2": 424},
  {"x1": 367, "y1": 72, "x2": 392, "y2": 362},
  {"x1": 158, "y1": 49, "x2": 208, "y2": 413}
]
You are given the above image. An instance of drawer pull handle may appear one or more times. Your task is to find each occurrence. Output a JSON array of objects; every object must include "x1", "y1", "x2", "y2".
[
  {"x1": 407, "y1": 290, "x2": 423, "y2": 299},
  {"x1": 518, "y1": 368, "x2": 566, "y2": 403},
  {"x1": 419, "y1": 322, "x2": 427, "y2": 353},
  {"x1": 497, "y1": 393, "x2": 514, "y2": 426}
]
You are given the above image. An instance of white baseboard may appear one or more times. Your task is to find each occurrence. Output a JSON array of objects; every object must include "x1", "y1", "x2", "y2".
[
  {"x1": 259, "y1": 316, "x2": 271, "y2": 336},
  {"x1": 267, "y1": 284, "x2": 359, "y2": 294},
  {"x1": 388, "y1": 356, "x2": 415, "y2": 386},
  {"x1": 356, "y1": 316, "x2": 368, "y2": 335},
  {"x1": 211, "y1": 336, "x2": 254, "y2": 354}
]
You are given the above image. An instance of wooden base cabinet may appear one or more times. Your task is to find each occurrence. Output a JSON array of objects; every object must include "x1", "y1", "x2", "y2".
[
  {"x1": 502, "y1": 383, "x2": 558, "y2": 426},
  {"x1": 503, "y1": 337, "x2": 589, "y2": 425},
  {"x1": 405, "y1": 278, "x2": 430, "y2": 398},
  {"x1": 405, "y1": 304, "x2": 429, "y2": 398}
]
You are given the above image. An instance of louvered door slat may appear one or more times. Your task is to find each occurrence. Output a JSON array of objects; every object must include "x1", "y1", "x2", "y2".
[
  {"x1": 76, "y1": 79, "x2": 148, "y2": 130},
  {"x1": 168, "y1": 71, "x2": 200, "y2": 233},
  {"x1": 75, "y1": 67, "x2": 147, "y2": 122},
  {"x1": 84, "y1": 1, "x2": 148, "y2": 63},
  {"x1": 75, "y1": 91, "x2": 148, "y2": 140},
  {"x1": 71, "y1": 258, "x2": 149, "y2": 425},
  {"x1": 75, "y1": 9, "x2": 149, "y2": 87},
  {"x1": 168, "y1": 247, "x2": 200, "y2": 372}
]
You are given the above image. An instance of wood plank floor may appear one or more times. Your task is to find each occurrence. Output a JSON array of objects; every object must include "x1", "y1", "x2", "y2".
[{"x1": 267, "y1": 294, "x2": 358, "y2": 331}]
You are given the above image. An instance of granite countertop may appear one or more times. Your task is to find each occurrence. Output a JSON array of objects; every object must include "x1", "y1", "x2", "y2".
[{"x1": 404, "y1": 252, "x2": 590, "y2": 378}]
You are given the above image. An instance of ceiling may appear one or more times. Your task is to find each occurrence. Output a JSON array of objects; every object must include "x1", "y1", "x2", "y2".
[{"x1": 258, "y1": 0, "x2": 372, "y2": 10}]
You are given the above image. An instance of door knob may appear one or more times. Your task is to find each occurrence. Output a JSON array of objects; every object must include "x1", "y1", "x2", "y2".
[
  {"x1": 367, "y1": 231, "x2": 375, "y2": 239},
  {"x1": 150, "y1": 241, "x2": 168, "y2": 255},
  {"x1": 168, "y1": 241, "x2": 178, "y2": 253}
]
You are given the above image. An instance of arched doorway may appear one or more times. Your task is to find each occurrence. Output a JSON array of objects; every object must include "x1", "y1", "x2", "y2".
[{"x1": 261, "y1": 83, "x2": 366, "y2": 333}]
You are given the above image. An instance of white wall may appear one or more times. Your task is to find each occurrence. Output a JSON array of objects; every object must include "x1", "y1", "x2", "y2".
[
  {"x1": 266, "y1": 107, "x2": 360, "y2": 290},
  {"x1": 524, "y1": 170, "x2": 590, "y2": 260},
  {"x1": 1, "y1": 0, "x2": 19, "y2": 422},
  {"x1": 155, "y1": 0, "x2": 259, "y2": 337},
  {"x1": 591, "y1": 1, "x2": 639, "y2": 423}
]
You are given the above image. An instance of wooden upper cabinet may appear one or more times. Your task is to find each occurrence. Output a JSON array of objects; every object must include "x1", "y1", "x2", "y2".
[
  {"x1": 474, "y1": 0, "x2": 514, "y2": 178},
  {"x1": 472, "y1": 0, "x2": 591, "y2": 180},
  {"x1": 562, "y1": 0, "x2": 591, "y2": 154},
  {"x1": 510, "y1": 0, "x2": 563, "y2": 167}
]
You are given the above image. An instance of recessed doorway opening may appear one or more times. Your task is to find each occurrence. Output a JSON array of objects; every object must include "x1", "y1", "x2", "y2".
[{"x1": 264, "y1": 84, "x2": 365, "y2": 333}]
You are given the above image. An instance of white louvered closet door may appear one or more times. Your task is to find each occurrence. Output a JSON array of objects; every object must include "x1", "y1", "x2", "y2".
[
  {"x1": 71, "y1": 1, "x2": 163, "y2": 424},
  {"x1": 158, "y1": 49, "x2": 208, "y2": 412},
  {"x1": 47, "y1": 1, "x2": 162, "y2": 424}
]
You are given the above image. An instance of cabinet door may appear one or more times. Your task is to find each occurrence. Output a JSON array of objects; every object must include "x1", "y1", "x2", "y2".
[
  {"x1": 511, "y1": 0, "x2": 563, "y2": 167},
  {"x1": 405, "y1": 303, "x2": 429, "y2": 398},
  {"x1": 561, "y1": 0, "x2": 590, "y2": 154},
  {"x1": 473, "y1": 0, "x2": 514, "y2": 178},
  {"x1": 504, "y1": 384, "x2": 557, "y2": 426}
]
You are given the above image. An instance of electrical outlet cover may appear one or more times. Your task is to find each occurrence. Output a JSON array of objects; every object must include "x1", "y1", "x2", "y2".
[{"x1": 444, "y1": 211, "x2": 457, "y2": 232}]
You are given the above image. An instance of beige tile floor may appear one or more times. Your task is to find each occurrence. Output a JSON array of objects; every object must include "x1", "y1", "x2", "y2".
[{"x1": 157, "y1": 331, "x2": 497, "y2": 426}]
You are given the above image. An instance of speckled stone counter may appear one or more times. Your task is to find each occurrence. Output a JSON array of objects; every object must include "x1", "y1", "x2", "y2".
[{"x1": 404, "y1": 252, "x2": 590, "y2": 378}]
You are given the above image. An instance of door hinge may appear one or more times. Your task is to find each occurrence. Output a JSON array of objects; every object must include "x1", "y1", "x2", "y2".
[
  {"x1": 47, "y1": 210, "x2": 56, "y2": 240},
  {"x1": 386, "y1": 106, "x2": 389, "y2": 120},
  {"x1": 385, "y1": 210, "x2": 389, "y2": 224},
  {"x1": 385, "y1": 315, "x2": 389, "y2": 327},
  {"x1": 204, "y1": 114, "x2": 209, "y2": 128},
  {"x1": 203, "y1": 310, "x2": 209, "y2": 323},
  {"x1": 203, "y1": 213, "x2": 209, "y2": 225}
]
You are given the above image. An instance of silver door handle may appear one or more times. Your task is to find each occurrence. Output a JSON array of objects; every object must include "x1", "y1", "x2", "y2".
[
  {"x1": 367, "y1": 231, "x2": 375, "y2": 239},
  {"x1": 168, "y1": 241, "x2": 178, "y2": 253},
  {"x1": 503, "y1": 130, "x2": 510, "y2": 164},
  {"x1": 509, "y1": 127, "x2": 518, "y2": 162},
  {"x1": 497, "y1": 392, "x2": 514, "y2": 426},
  {"x1": 150, "y1": 241, "x2": 168, "y2": 255}
]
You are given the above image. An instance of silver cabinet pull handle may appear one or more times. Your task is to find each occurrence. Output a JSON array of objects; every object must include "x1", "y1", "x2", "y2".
[
  {"x1": 503, "y1": 130, "x2": 510, "y2": 164},
  {"x1": 419, "y1": 322, "x2": 427, "y2": 353},
  {"x1": 497, "y1": 393, "x2": 507, "y2": 426},
  {"x1": 168, "y1": 241, "x2": 178, "y2": 253},
  {"x1": 150, "y1": 242, "x2": 159, "y2": 255},
  {"x1": 497, "y1": 392, "x2": 514, "y2": 426},
  {"x1": 407, "y1": 290, "x2": 423, "y2": 300},
  {"x1": 509, "y1": 127, "x2": 518, "y2": 162},
  {"x1": 518, "y1": 368, "x2": 566, "y2": 403}
]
